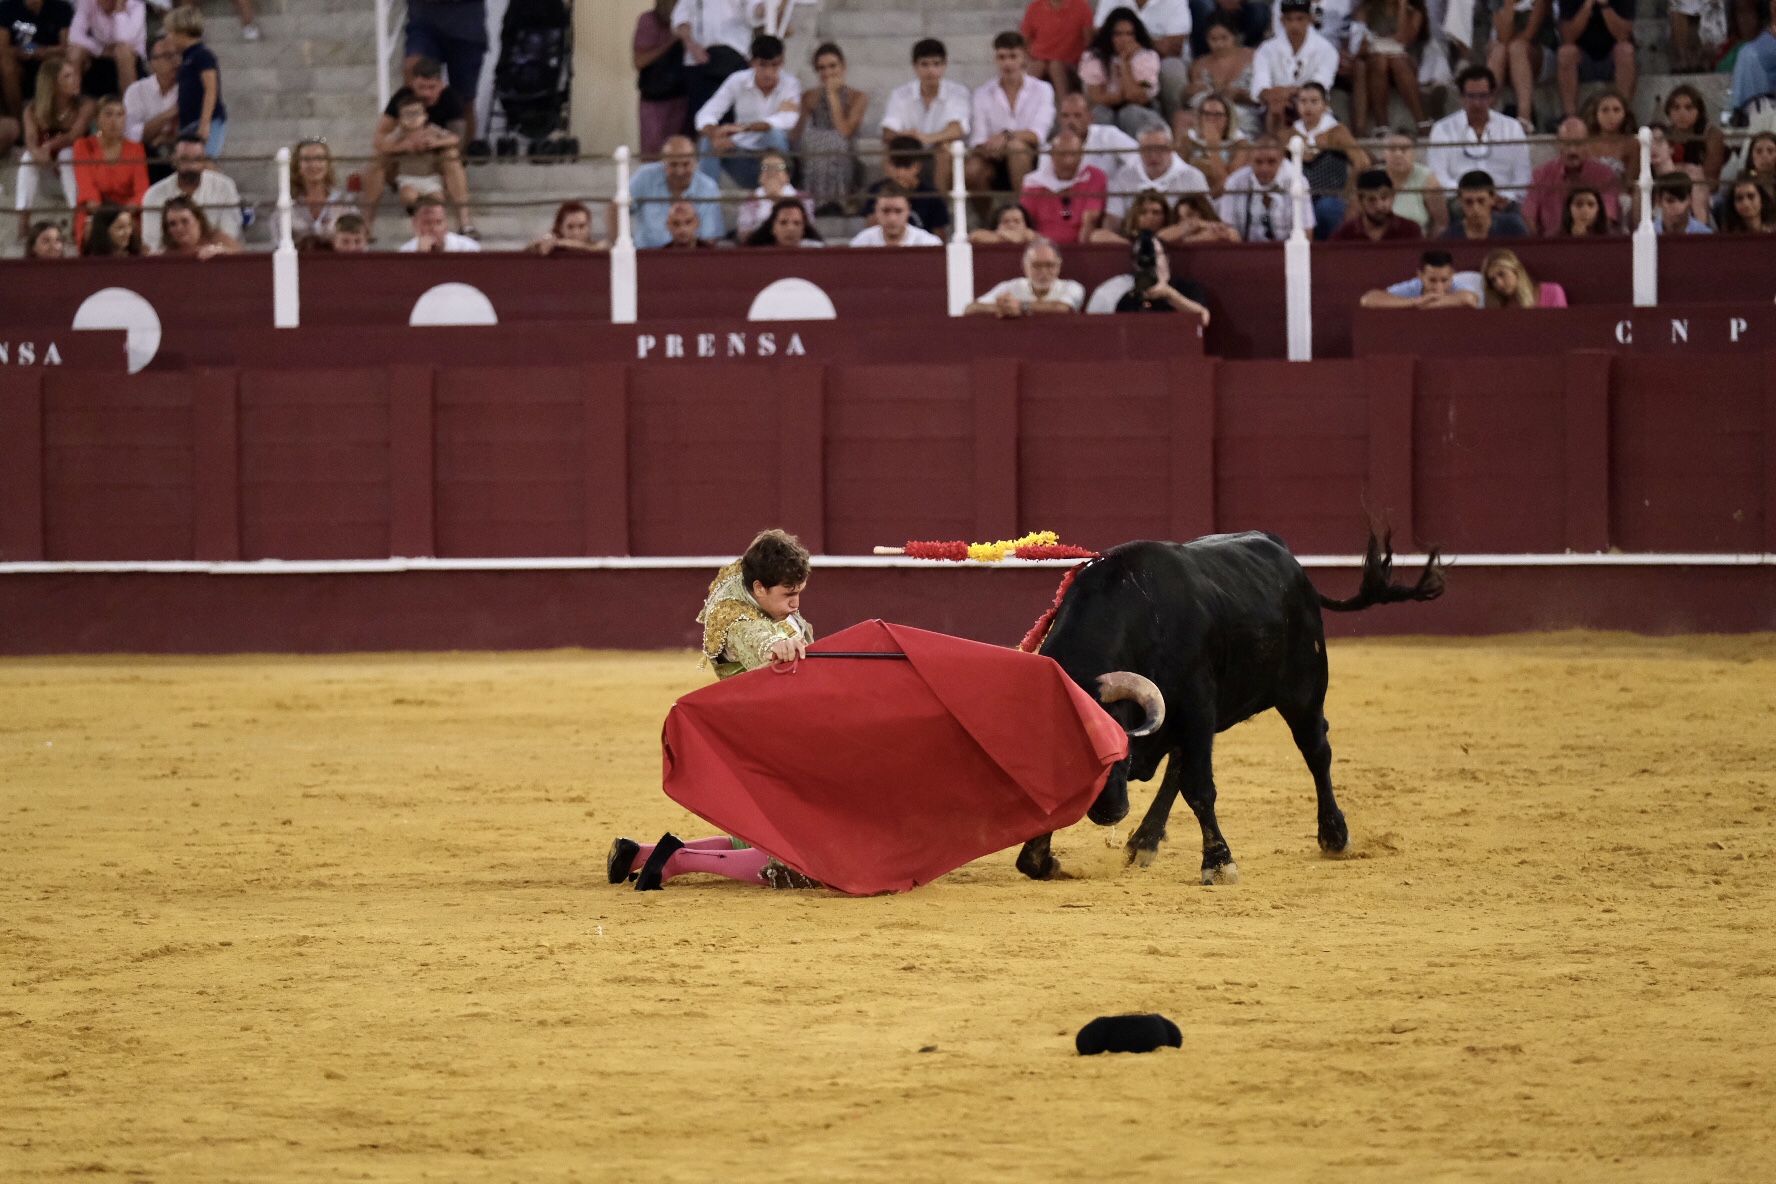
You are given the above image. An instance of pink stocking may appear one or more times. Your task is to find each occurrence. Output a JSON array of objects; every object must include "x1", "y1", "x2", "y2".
[
  {"x1": 659, "y1": 846, "x2": 773, "y2": 886},
  {"x1": 632, "y1": 835, "x2": 734, "y2": 865}
]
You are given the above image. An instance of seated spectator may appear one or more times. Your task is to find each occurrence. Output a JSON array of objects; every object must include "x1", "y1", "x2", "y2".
[
  {"x1": 1426, "y1": 67, "x2": 1531, "y2": 201},
  {"x1": 1191, "y1": 0, "x2": 1270, "y2": 59},
  {"x1": 1352, "y1": 0, "x2": 1426, "y2": 136},
  {"x1": 289, "y1": 137, "x2": 356, "y2": 250},
  {"x1": 123, "y1": 35, "x2": 179, "y2": 173},
  {"x1": 1359, "y1": 249, "x2": 1483, "y2": 307},
  {"x1": 1380, "y1": 129, "x2": 1447, "y2": 237},
  {"x1": 1096, "y1": 0, "x2": 1193, "y2": 129},
  {"x1": 0, "y1": 0, "x2": 74, "y2": 159},
  {"x1": 1108, "y1": 125, "x2": 1208, "y2": 218},
  {"x1": 864, "y1": 135, "x2": 947, "y2": 233},
  {"x1": 384, "y1": 90, "x2": 465, "y2": 226},
  {"x1": 660, "y1": 198, "x2": 712, "y2": 248},
  {"x1": 69, "y1": 0, "x2": 143, "y2": 97},
  {"x1": 1718, "y1": 179, "x2": 1775, "y2": 234},
  {"x1": 796, "y1": 42, "x2": 868, "y2": 214},
  {"x1": 1054, "y1": 90, "x2": 1137, "y2": 181},
  {"x1": 1291, "y1": 81, "x2": 1366, "y2": 235},
  {"x1": 529, "y1": 200, "x2": 609, "y2": 254},
  {"x1": 1330, "y1": 168, "x2": 1423, "y2": 240},
  {"x1": 1486, "y1": 0, "x2": 1554, "y2": 131},
  {"x1": 878, "y1": 37, "x2": 970, "y2": 153},
  {"x1": 400, "y1": 192, "x2": 481, "y2": 252},
  {"x1": 1525, "y1": 116, "x2": 1622, "y2": 235},
  {"x1": 330, "y1": 213, "x2": 370, "y2": 253},
  {"x1": 1663, "y1": 84, "x2": 1725, "y2": 216},
  {"x1": 1021, "y1": 130, "x2": 1108, "y2": 244},
  {"x1": 1481, "y1": 247, "x2": 1568, "y2": 307},
  {"x1": 1728, "y1": 4, "x2": 1775, "y2": 120},
  {"x1": 1667, "y1": 0, "x2": 1709, "y2": 74},
  {"x1": 140, "y1": 132, "x2": 241, "y2": 251},
  {"x1": 1180, "y1": 91, "x2": 1251, "y2": 195},
  {"x1": 158, "y1": 191, "x2": 237, "y2": 257},
  {"x1": 80, "y1": 202, "x2": 139, "y2": 254},
  {"x1": 1654, "y1": 171, "x2": 1712, "y2": 234},
  {"x1": 745, "y1": 195, "x2": 826, "y2": 246},
  {"x1": 695, "y1": 33, "x2": 800, "y2": 190},
  {"x1": 849, "y1": 186, "x2": 942, "y2": 246},
  {"x1": 1735, "y1": 131, "x2": 1776, "y2": 186},
  {"x1": 737, "y1": 148, "x2": 816, "y2": 239},
  {"x1": 1090, "y1": 186, "x2": 1173, "y2": 241},
  {"x1": 1581, "y1": 87, "x2": 1637, "y2": 185},
  {"x1": 1251, "y1": 0, "x2": 1336, "y2": 135},
  {"x1": 1216, "y1": 134, "x2": 1307, "y2": 240},
  {"x1": 1555, "y1": 0, "x2": 1634, "y2": 121},
  {"x1": 1442, "y1": 170, "x2": 1529, "y2": 240},
  {"x1": 1560, "y1": 184, "x2": 1612, "y2": 234},
  {"x1": 165, "y1": 5, "x2": 223, "y2": 157},
  {"x1": 965, "y1": 236, "x2": 1084, "y2": 315},
  {"x1": 12, "y1": 52, "x2": 90, "y2": 235},
  {"x1": 1079, "y1": 7, "x2": 1167, "y2": 136},
  {"x1": 633, "y1": 0, "x2": 687, "y2": 157},
  {"x1": 627, "y1": 135, "x2": 724, "y2": 248},
  {"x1": 968, "y1": 201, "x2": 1038, "y2": 244},
  {"x1": 403, "y1": 0, "x2": 485, "y2": 137},
  {"x1": 71, "y1": 94, "x2": 145, "y2": 247},
  {"x1": 362, "y1": 58, "x2": 475, "y2": 241},
  {"x1": 1021, "y1": 0, "x2": 1094, "y2": 98},
  {"x1": 1171, "y1": 191, "x2": 1241, "y2": 241},
  {"x1": 965, "y1": 32, "x2": 1055, "y2": 222},
  {"x1": 1103, "y1": 233, "x2": 1211, "y2": 318},
  {"x1": 25, "y1": 219, "x2": 67, "y2": 257},
  {"x1": 1184, "y1": 20, "x2": 1260, "y2": 141}
]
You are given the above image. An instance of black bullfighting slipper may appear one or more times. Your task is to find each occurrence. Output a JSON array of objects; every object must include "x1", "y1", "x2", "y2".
[
  {"x1": 607, "y1": 837, "x2": 641, "y2": 884},
  {"x1": 760, "y1": 858, "x2": 819, "y2": 890},
  {"x1": 633, "y1": 833, "x2": 684, "y2": 892}
]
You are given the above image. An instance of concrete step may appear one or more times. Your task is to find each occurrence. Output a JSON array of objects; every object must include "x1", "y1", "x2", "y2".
[
  {"x1": 227, "y1": 91, "x2": 369, "y2": 121},
  {"x1": 226, "y1": 64, "x2": 376, "y2": 94}
]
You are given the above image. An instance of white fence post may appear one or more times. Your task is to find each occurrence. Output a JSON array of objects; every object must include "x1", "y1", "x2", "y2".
[
  {"x1": 1632, "y1": 125, "x2": 1657, "y2": 307},
  {"x1": 610, "y1": 145, "x2": 638, "y2": 325},
  {"x1": 945, "y1": 139, "x2": 974, "y2": 317},
  {"x1": 1284, "y1": 134, "x2": 1312, "y2": 362},
  {"x1": 272, "y1": 147, "x2": 300, "y2": 329}
]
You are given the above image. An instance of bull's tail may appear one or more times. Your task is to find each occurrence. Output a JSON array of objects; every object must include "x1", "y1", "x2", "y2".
[{"x1": 1317, "y1": 528, "x2": 1445, "y2": 613}]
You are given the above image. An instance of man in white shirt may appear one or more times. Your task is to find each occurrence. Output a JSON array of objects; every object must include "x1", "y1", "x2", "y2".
[
  {"x1": 1424, "y1": 65, "x2": 1532, "y2": 204},
  {"x1": 964, "y1": 238, "x2": 1084, "y2": 316},
  {"x1": 1108, "y1": 125, "x2": 1210, "y2": 217},
  {"x1": 672, "y1": 0, "x2": 762, "y2": 131},
  {"x1": 1094, "y1": 0, "x2": 1193, "y2": 124},
  {"x1": 400, "y1": 193, "x2": 482, "y2": 252},
  {"x1": 123, "y1": 33, "x2": 179, "y2": 153},
  {"x1": 966, "y1": 31, "x2": 1056, "y2": 220},
  {"x1": 695, "y1": 33, "x2": 802, "y2": 190},
  {"x1": 1251, "y1": 0, "x2": 1338, "y2": 133},
  {"x1": 879, "y1": 37, "x2": 971, "y2": 151},
  {"x1": 69, "y1": 0, "x2": 145, "y2": 91},
  {"x1": 1217, "y1": 135, "x2": 1311, "y2": 239},
  {"x1": 1053, "y1": 91, "x2": 1137, "y2": 181},
  {"x1": 850, "y1": 187, "x2": 943, "y2": 246},
  {"x1": 140, "y1": 133, "x2": 243, "y2": 252}
]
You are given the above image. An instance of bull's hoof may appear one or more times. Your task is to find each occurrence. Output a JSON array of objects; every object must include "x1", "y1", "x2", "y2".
[
  {"x1": 1017, "y1": 850, "x2": 1063, "y2": 880},
  {"x1": 1124, "y1": 841, "x2": 1158, "y2": 869},
  {"x1": 1201, "y1": 861, "x2": 1240, "y2": 886},
  {"x1": 1318, "y1": 811, "x2": 1350, "y2": 854}
]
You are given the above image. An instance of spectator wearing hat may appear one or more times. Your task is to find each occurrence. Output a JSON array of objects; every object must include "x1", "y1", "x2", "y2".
[
  {"x1": 1442, "y1": 169, "x2": 1529, "y2": 239},
  {"x1": 1359, "y1": 248, "x2": 1483, "y2": 307},
  {"x1": 1251, "y1": 0, "x2": 1336, "y2": 135},
  {"x1": 1329, "y1": 169, "x2": 1422, "y2": 240},
  {"x1": 1525, "y1": 116, "x2": 1621, "y2": 235}
]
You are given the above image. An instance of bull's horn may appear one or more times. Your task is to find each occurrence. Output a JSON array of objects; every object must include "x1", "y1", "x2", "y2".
[{"x1": 1096, "y1": 672, "x2": 1164, "y2": 737}]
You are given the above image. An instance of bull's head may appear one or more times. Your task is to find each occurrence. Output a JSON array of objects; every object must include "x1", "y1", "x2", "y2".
[{"x1": 1086, "y1": 672, "x2": 1165, "y2": 825}]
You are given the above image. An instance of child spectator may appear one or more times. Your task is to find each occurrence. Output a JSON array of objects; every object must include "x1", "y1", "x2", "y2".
[
  {"x1": 387, "y1": 90, "x2": 460, "y2": 217},
  {"x1": 1581, "y1": 87, "x2": 1637, "y2": 185},
  {"x1": 1022, "y1": 0, "x2": 1094, "y2": 98},
  {"x1": 1653, "y1": 171, "x2": 1712, "y2": 234},
  {"x1": 330, "y1": 213, "x2": 370, "y2": 253},
  {"x1": 864, "y1": 134, "x2": 948, "y2": 234},
  {"x1": 1663, "y1": 84, "x2": 1725, "y2": 220},
  {"x1": 1079, "y1": 7, "x2": 1166, "y2": 135},
  {"x1": 12, "y1": 52, "x2": 89, "y2": 235},
  {"x1": 158, "y1": 191, "x2": 238, "y2": 257},
  {"x1": 879, "y1": 37, "x2": 970, "y2": 152},
  {"x1": 632, "y1": 0, "x2": 685, "y2": 156},
  {"x1": 165, "y1": 4, "x2": 222, "y2": 157},
  {"x1": 399, "y1": 192, "x2": 480, "y2": 252},
  {"x1": 736, "y1": 148, "x2": 815, "y2": 239},
  {"x1": 796, "y1": 42, "x2": 867, "y2": 214},
  {"x1": 744, "y1": 195, "x2": 825, "y2": 246},
  {"x1": 25, "y1": 218, "x2": 66, "y2": 257},
  {"x1": 1, "y1": 0, "x2": 75, "y2": 154},
  {"x1": 139, "y1": 132, "x2": 241, "y2": 250},
  {"x1": 528, "y1": 200, "x2": 608, "y2": 253},
  {"x1": 289, "y1": 137, "x2": 356, "y2": 250},
  {"x1": 1560, "y1": 184, "x2": 1611, "y2": 234},
  {"x1": 80, "y1": 202, "x2": 140, "y2": 254},
  {"x1": 71, "y1": 93, "x2": 145, "y2": 246},
  {"x1": 68, "y1": 0, "x2": 143, "y2": 97},
  {"x1": 1171, "y1": 191, "x2": 1241, "y2": 241},
  {"x1": 1718, "y1": 179, "x2": 1775, "y2": 234},
  {"x1": 1481, "y1": 247, "x2": 1568, "y2": 306},
  {"x1": 967, "y1": 201, "x2": 1037, "y2": 244},
  {"x1": 964, "y1": 237, "x2": 1084, "y2": 315},
  {"x1": 363, "y1": 59, "x2": 476, "y2": 241}
]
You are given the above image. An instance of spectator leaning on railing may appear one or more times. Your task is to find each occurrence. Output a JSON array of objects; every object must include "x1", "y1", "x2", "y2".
[
  {"x1": 1481, "y1": 247, "x2": 1567, "y2": 306},
  {"x1": 400, "y1": 191, "x2": 480, "y2": 252},
  {"x1": 139, "y1": 131, "x2": 240, "y2": 251},
  {"x1": 1359, "y1": 248, "x2": 1483, "y2": 307},
  {"x1": 158, "y1": 190, "x2": 238, "y2": 257},
  {"x1": 81, "y1": 202, "x2": 139, "y2": 254},
  {"x1": 331, "y1": 213, "x2": 370, "y2": 252},
  {"x1": 528, "y1": 200, "x2": 608, "y2": 253},
  {"x1": 965, "y1": 236, "x2": 1084, "y2": 316},
  {"x1": 968, "y1": 201, "x2": 1037, "y2": 244},
  {"x1": 625, "y1": 133, "x2": 723, "y2": 248}
]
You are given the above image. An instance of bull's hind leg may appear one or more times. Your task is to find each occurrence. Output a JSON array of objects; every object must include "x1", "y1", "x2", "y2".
[{"x1": 1279, "y1": 701, "x2": 1348, "y2": 854}]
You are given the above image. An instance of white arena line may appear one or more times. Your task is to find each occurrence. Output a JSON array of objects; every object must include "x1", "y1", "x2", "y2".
[{"x1": 0, "y1": 553, "x2": 1772, "y2": 576}]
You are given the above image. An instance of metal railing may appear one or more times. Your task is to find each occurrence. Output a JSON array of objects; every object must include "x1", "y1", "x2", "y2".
[{"x1": 374, "y1": 0, "x2": 408, "y2": 114}]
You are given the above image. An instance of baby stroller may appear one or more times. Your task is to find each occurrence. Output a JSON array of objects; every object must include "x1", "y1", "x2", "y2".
[{"x1": 491, "y1": 0, "x2": 577, "y2": 158}]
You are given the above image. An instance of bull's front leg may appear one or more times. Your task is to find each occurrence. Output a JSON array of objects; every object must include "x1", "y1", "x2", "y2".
[{"x1": 1016, "y1": 833, "x2": 1070, "y2": 880}]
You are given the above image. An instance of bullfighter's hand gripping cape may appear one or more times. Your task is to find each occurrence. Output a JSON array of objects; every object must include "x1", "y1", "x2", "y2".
[{"x1": 660, "y1": 619, "x2": 1130, "y2": 895}]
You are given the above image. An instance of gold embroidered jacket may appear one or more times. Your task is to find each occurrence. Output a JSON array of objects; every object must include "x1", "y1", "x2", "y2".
[{"x1": 697, "y1": 561, "x2": 813, "y2": 679}]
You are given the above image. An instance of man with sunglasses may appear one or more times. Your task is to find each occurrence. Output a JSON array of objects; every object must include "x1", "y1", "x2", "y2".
[
  {"x1": 1217, "y1": 134, "x2": 1310, "y2": 239},
  {"x1": 1020, "y1": 129, "x2": 1109, "y2": 244},
  {"x1": 1425, "y1": 65, "x2": 1532, "y2": 208},
  {"x1": 122, "y1": 32, "x2": 178, "y2": 165}
]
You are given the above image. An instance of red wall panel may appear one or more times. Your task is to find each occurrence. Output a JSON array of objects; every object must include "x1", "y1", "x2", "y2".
[
  {"x1": 434, "y1": 367, "x2": 586, "y2": 557},
  {"x1": 1611, "y1": 357, "x2": 1765, "y2": 551},
  {"x1": 238, "y1": 371, "x2": 391, "y2": 559},
  {"x1": 41, "y1": 374, "x2": 194, "y2": 560},
  {"x1": 824, "y1": 364, "x2": 976, "y2": 554},
  {"x1": 1413, "y1": 357, "x2": 1567, "y2": 552}
]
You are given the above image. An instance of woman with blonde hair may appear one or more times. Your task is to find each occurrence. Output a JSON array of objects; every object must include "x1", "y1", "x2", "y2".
[
  {"x1": 288, "y1": 138, "x2": 356, "y2": 248},
  {"x1": 13, "y1": 54, "x2": 93, "y2": 236},
  {"x1": 1481, "y1": 248, "x2": 1567, "y2": 309}
]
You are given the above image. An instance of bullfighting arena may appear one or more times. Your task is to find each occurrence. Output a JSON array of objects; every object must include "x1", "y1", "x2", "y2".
[{"x1": 5, "y1": 632, "x2": 1774, "y2": 1181}]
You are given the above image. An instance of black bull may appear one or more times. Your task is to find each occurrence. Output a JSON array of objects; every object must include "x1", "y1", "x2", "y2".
[{"x1": 1019, "y1": 529, "x2": 1444, "y2": 884}]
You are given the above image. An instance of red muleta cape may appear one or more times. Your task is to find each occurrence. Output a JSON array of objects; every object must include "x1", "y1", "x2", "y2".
[{"x1": 661, "y1": 619, "x2": 1129, "y2": 895}]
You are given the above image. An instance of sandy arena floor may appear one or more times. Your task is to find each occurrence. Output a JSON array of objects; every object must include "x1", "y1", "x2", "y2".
[{"x1": 3, "y1": 635, "x2": 1774, "y2": 1182}]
